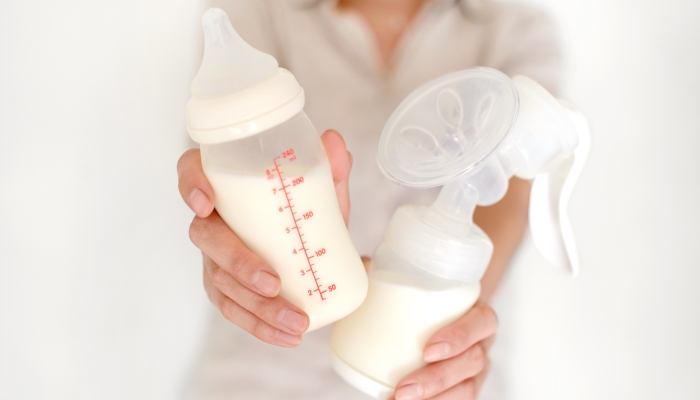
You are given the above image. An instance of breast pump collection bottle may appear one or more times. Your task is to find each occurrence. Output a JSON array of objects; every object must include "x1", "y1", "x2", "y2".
[
  {"x1": 330, "y1": 68, "x2": 590, "y2": 398},
  {"x1": 186, "y1": 9, "x2": 368, "y2": 331}
]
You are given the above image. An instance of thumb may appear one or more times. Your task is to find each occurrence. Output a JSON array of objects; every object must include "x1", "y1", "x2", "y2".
[{"x1": 320, "y1": 129, "x2": 352, "y2": 225}]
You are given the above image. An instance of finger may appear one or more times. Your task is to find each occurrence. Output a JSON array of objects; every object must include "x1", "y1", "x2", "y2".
[
  {"x1": 190, "y1": 211, "x2": 281, "y2": 298},
  {"x1": 474, "y1": 356, "x2": 491, "y2": 393},
  {"x1": 423, "y1": 302, "x2": 498, "y2": 363},
  {"x1": 424, "y1": 359, "x2": 491, "y2": 400},
  {"x1": 481, "y1": 335, "x2": 495, "y2": 352},
  {"x1": 203, "y1": 265, "x2": 303, "y2": 347},
  {"x1": 204, "y1": 256, "x2": 309, "y2": 335},
  {"x1": 395, "y1": 343, "x2": 487, "y2": 400},
  {"x1": 177, "y1": 148, "x2": 215, "y2": 218},
  {"x1": 320, "y1": 129, "x2": 352, "y2": 224}
]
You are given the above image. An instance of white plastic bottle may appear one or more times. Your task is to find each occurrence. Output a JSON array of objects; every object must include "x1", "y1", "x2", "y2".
[
  {"x1": 186, "y1": 9, "x2": 368, "y2": 331},
  {"x1": 331, "y1": 242, "x2": 482, "y2": 390},
  {"x1": 330, "y1": 68, "x2": 589, "y2": 398}
]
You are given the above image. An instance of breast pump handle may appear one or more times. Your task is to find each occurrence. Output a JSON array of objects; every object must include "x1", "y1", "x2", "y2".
[{"x1": 528, "y1": 101, "x2": 590, "y2": 275}]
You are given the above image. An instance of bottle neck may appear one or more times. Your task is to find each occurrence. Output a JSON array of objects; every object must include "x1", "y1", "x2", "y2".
[{"x1": 426, "y1": 179, "x2": 478, "y2": 235}]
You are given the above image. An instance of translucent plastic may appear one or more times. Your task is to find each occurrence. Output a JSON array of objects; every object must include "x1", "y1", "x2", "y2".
[
  {"x1": 373, "y1": 69, "x2": 584, "y2": 282},
  {"x1": 201, "y1": 112, "x2": 368, "y2": 331},
  {"x1": 191, "y1": 8, "x2": 278, "y2": 98},
  {"x1": 186, "y1": 9, "x2": 305, "y2": 144},
  {"x1": 377, "y1": 68, "x2": 519, "y2": 188}
]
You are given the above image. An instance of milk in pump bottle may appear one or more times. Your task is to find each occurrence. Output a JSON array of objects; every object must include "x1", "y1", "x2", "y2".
[
  {"x1": 186, "y1": 9, "x2": 368, "y2": 331},
  {"x1": 330, "y1": 68, "x2": 590, "y2": 398}
]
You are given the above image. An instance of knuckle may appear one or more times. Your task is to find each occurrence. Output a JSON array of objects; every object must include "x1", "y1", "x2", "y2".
[
  {"x1": 453, "y1": 321, "x2": 470, "y2": 338},
  {"x1": 227, "y1": 245, "x2": 257, "y2": 276},
  {"x1": 209, "y1": 266, "x2": 229, "y2": 289},
  {"x1": 177, "y1": 148, "x2": 199, "y2": 174},
  {"x1": 204, "y1": 283, "x2": 215, "y2": 305},
  {"x1": 203, "y1": 271, "x2": 214, "y2": 300},
  {"x1": 470, "y1": 344, "x2": 487, "y2": 370},
  {"x1": 426, "y1": 363, "x2": 448, "y2": 391},
  {"x1": 219, "y1": 298, "x2": 239, "y2": 322},
  {"x1": 462, "y1": 380, "x2": 477, "y2": 399},
  {"x1": 479, "y1": 304, "x2": 499, "y2": 330},
  {"x1": 188, "y1": 217, "x2": 209, "y2": 246},
  {"x1": 482, "y1": 357, "x2": 491, "y2": 376},
  {"x1": 205, "y1": 289, "x2": 215, "y2": 306},
  {"x1": 248, "y1": 296, "x2": 278, "y2": 326},
  {"x1": 250, "y1": 318, "x2": 271, "y2": 342}
]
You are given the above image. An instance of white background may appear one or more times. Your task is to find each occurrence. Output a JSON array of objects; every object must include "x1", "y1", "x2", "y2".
[
  {"x1": 0, "y1": 2, "x2": 208, "y2": 399},
  {"x1": 491, "y1": 1, "x2": 700, "y2": 399},
  {"x1": 0, "y1": 1, "x2": 698, "y2": 399}
]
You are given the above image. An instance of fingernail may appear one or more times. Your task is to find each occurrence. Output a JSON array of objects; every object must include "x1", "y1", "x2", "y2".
[
  {"x1": 278, "y1": 309, "x2": 308, "y2": 333},
  {"x1": 275, "y1": 329, "x2": 302, "y2": 346},
  {"x1": 395, "y1": 383, "x2": 424, "y2": 400},
  {"x1": 189, "y1": 188, "x2": 209, "y2": 216},
  {"x1": 424, "y1": 341, "x2": 451, "y2": 362},
  {"x1": 251, "y1": 271, "x2": 280, "y2": 297}
]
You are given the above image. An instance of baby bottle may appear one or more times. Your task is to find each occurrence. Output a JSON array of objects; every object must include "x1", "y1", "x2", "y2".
[
  {"x1": 186, "y1": 9, "x2": 368, "y2": 332},
  {"x1": 330, "y1": 68, "x2": 589, "y2": 398}
]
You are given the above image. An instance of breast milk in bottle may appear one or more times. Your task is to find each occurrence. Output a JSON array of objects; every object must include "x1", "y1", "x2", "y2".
[{"x1": 186, "y1": 9, "x2": 368, "y2": 332}]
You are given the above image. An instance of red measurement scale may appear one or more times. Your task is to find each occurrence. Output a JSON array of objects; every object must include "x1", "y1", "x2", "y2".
[{"x1": 266, "y1": 148, "x2": 337, "y2": 301}]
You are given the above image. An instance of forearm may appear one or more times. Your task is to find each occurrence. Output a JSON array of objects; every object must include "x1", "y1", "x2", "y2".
[{"x1": 474, "y1": 177, "x2": 531, "y2": 302}]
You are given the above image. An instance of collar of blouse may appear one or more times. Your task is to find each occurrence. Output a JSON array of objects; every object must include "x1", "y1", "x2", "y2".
[{"x1": 287, "y1": 0, "x2": 492, "y2": 19}]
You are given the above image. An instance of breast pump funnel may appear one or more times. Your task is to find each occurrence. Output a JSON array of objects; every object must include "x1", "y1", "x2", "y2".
[{"x1": 377, "y1": 68, "x2": 588, "y2": 279}]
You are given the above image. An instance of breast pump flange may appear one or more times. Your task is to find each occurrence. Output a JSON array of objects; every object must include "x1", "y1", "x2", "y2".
[
  {"x1": 377, "y1": 67, "x2": 587, "y2": 279},
  {"x1": 330, "y1": 68, "x2": 589, "y2": 399}
]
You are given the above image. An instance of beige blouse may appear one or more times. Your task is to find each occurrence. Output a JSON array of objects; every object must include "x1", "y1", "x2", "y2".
[{"x1": 188, "y1": 0, "x2": 561, "y2": 398}]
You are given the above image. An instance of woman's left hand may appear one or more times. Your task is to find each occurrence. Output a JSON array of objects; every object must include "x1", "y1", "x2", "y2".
[{"x1": 392, "y1": 302, "x2": 499, "y2": 400}]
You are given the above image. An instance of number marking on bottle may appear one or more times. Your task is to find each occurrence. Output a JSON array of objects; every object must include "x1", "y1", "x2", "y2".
[{"x1": 273, "y1": 150, "x2": 327, "y2": 300}]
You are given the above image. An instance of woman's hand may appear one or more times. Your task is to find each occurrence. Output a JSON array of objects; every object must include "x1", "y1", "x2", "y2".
[
  {"x1": 393, "y1": 303, "x2": 498, "y2": 400},
  {"x1": 177, "y1": 130, "x2": 353, "y2": 347}
]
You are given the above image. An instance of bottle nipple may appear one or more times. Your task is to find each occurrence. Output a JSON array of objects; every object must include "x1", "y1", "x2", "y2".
[{"x1": 191, "y1": 8, "x2": 278, "y2": 98}]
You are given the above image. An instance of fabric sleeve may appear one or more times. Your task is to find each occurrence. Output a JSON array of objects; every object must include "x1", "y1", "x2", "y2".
[{"x1": 481, "y1": 4, "x2": 563, "y2": 95}]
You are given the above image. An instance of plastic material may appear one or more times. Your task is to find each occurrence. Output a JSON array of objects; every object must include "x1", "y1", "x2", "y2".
[
  {"x1": 331, "y1": 250, "x2": 481, "y2": 390},
  {"x1": 187, "y1": 9, "x2": 368, "y2": 331},
  {"x1": 191, "y1": 8, "x2": 278, "y2": 97},
  {"x1": 186, "y1": 8, "x2": 304, "y2": 144},
  {"x1": 331, "y1": 67, "x2": 589, "y2": 397},
  {"x1": 330, "y1": 352, "x2": 394, "y2": 400},
  {"x1": 529, "y1": 102, "x2": 591, "y2": 275},
  {"x1": 377, "y1": 68, "x2": 519, "y2": 188},
  {"x1": 375, "y1": 68, "x2": 586, "y2": 282}
]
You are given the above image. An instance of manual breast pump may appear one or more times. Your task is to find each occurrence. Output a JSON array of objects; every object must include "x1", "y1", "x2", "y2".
[{"x1": 330, "y1": 67, "x2": 590, "y2": 399}]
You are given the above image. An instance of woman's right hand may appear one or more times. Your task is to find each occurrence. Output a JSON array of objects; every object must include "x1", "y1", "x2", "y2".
[{"x1": 176, "y1": 130, "x2": 353, "y2": 347}]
